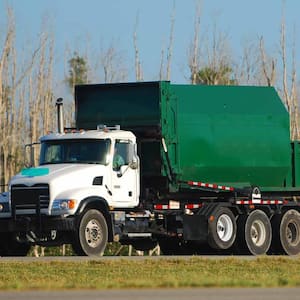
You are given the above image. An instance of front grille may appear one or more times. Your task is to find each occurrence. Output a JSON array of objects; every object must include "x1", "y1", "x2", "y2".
[{"x1": 11, "y1": 184, "x2": 50, "y2": 210}]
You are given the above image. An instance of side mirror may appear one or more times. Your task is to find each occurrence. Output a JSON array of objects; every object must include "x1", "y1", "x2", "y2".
[
  {"x1": 24, "y1": 142, "x2": 40, "y2": 168},
  {"x1": 128, "y1": 143, "x2": 138, "y2": 170}
]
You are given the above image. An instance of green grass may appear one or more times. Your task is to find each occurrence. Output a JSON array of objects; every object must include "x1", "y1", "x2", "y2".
[{"x1": 0, "y1": 257, "x2": 300, "y2": 290}]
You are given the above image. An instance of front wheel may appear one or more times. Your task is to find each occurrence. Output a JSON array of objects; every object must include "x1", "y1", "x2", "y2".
[
  {"x1": 72, "y1": 209, "x2": 108, "y2": 256},
  {"x1": 208, "y1": 207, "x2": 237, "y2": 250}
]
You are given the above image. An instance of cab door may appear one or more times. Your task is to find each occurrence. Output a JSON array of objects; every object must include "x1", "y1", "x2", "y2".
[{"x1": 111, "y1": 140, "x2": 139, "y2": 207}]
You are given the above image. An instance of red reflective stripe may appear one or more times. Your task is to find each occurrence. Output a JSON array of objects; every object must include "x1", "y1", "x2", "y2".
[
  {"x1": 154, "y1": 204, "x2": 174, "y2": 210},
  {"x1": 236, "y1": 200, "x2": 252, "y2": 205},
  {"x1": 155, "y1": 203, "x2": 204, "y2": 210},
  {"x1": 187, "y1": 181, "x2": 234, "y2": 192},
  {"x1": 154, "y1": 204, "x2": 169, "y2": 210},
  {"x1": 236, "y1": 199, "x2": 284, "y2": 205},
  {"x1": 185, "y1": 204, "x2": 202, "y2": 209},
  {"x1": 262, "y1": 200, "x2": 283, "y2": 205}
]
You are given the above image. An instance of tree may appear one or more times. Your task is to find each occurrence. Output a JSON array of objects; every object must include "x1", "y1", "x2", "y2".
[
  {"x1": 195, "y1": 64, "x2": 237, "y2": 85},
  {"x1": 133, "y1": 14, "x2": 143, "y2": 81},
  {"x1": 159, "y1": 1, "x2": 176, "y2": 81},
  {"x1": 66, "y1": 52, "x2": 89, "y2": 90},
  {"x1": 99, "y1": 43, "x2": 127, "y2": 83},
  {"x1": 188, "y1": 2, "x2": 236, "y2": 86},
  {"x1": 0, "y1": 7, "x2": 55, "y2": 191},
  {"x1": 279, "y1": 10, "x2": 299, "y2": 140},
  {"x1": 188, "y1": 0, "x2": 201, "y2": 84}
]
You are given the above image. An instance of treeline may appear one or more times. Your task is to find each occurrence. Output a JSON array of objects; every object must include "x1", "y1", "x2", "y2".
[{"x1": 0, "y1": 4, "x2": 299, "y2": 191}]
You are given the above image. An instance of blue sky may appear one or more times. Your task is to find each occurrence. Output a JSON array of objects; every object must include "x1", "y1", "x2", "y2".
[{"x1": 0, "y1": 0, "x2": 299, "y2": 85}]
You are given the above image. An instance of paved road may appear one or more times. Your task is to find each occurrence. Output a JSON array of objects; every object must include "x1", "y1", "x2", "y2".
[
  {"x1": 0, "y1": 288, "x2": 300, "y2": 300},
  {"x1": 1, "y1": 255, "x2": 297, "y2": 262}
]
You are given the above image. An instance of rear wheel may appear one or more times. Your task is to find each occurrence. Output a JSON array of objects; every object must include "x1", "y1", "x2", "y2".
[
  {"x1": 208, "y1": 207, "x2": 237, "y2": 250},
  {"x1": 241, "y1": 210, "x2": 272, "y2": 255},
  {"x1": 72, "y1": 209, "x2": 108, "y2": 256},
  {"x1": 271, "y1": 210, "x2": 300, "y2": 256}
]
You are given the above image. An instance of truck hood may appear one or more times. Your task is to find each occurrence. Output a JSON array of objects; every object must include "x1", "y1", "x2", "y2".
[{"x1": 10, "y1": 164, "x2": 107, "y2": 187}]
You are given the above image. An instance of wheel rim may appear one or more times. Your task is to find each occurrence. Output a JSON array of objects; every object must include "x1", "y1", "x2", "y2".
[
  {"x1": 85, "y1": 219, "x2": 103, "y2": 248},
  {"x1": 217, "y1": 214, "x2": 234, "y2": 242},
  {"x1": 286, "y1": 221, "x2": 299, "y2": 246},
  {"x1": 250, "y1": 220, "x2": 266, "y2": 247}
]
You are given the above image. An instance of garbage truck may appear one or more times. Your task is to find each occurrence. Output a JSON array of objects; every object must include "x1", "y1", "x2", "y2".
[{"x1": 1, "y1": 81, "x2": 300, "y2": 256}]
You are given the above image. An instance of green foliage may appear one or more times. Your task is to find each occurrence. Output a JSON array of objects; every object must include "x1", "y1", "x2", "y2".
[
  {"x1": 195, "y1": 64, "x2": 237, "y2": 85},
  {"x1": 66, "y1": 52, "x2": 89, "y2": 90},
  {"x1": 104, "y1": 242, "x2": 131, "y2": 256},
  {"x1": 0, "y1": 257, "x2": 300, "y2": 290},
  {"x1": 28, "y1": 245, "x2": 74, "y2": 257}
]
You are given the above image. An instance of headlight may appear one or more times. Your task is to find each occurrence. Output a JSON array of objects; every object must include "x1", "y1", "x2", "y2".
[
  {"x1": 52, "y1": 199, "x2": 76, "y2": 211},
  {"x1": 0, "y1": 192, "x2": 9, "y2": 213},
  {"x1": 0, "y1": 202, "x2": 10, "y2": 213}
]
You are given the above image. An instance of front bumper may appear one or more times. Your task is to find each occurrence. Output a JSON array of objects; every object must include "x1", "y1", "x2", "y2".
[{"x1": 0, "y1": 215, "x2": 75, "y2": 233}]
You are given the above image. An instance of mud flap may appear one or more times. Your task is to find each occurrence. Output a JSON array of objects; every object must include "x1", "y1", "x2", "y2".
[{"x1": 183, "y1": 215, "x2": 208, "y2": 241}]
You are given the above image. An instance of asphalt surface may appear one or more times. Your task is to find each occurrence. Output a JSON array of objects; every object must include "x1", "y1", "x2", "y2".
[
  {"x1": 1, "y1": 254, "x2": 297, "y2": 262},
  {"x1": 0, "y1": 288, "x2": 300, "y2": 300}
]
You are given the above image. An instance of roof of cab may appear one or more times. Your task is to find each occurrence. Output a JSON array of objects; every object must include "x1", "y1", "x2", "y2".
[{"x1": 40, "y1": 128, "x2": 135, "y2": 142}]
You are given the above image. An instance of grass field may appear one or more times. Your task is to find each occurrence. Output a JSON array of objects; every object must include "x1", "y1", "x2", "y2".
[{"x1": 0, "y1": 257, "x2": 300, "y2": 290}]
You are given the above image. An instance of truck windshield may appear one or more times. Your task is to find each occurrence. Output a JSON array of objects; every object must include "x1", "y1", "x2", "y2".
[{"x1": 40, "y1": 139, "x2": 111, "y2": 165}]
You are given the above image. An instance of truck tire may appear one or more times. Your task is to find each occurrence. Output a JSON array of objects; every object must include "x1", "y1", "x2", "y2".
[
  {"x1": 271, "y1": 210, "x2": 300, "y2": 256},
  {"x1": 72, "y1": 209, "x2": 108, "y2": 256},
  {"x1": 208, "y1": 207, "x2": 237, "y2": 250},
  {"x1": 239, "y1": 210, "x2": 272, "y2": 255},
  {"x1": 0, "y1": 233, "x2": 30, "y2": 256}
]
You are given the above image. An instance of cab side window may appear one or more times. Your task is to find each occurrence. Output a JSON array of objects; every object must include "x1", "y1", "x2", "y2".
[{"x1": 113, "y1": 141, "x2": 129, "y2": 171}]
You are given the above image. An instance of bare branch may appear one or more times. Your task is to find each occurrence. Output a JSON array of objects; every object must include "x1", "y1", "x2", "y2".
[
  {"x1": 259, "y1": 36, "x2": 276, "y2": 86},
  {"x1": 99, "y1": 42, "x2": 127, "y2": 83},
  {"x1": 159, "y1": 46, "x2": 165, "y2": 80},
  {"x1": 133, "y1": 13, "x2": 143, "y2": 81},
  {"x1": 189, "y1": 0, "x2": 201, "y2": 84},
  {"x1": 166, "y1": 1, "x2": 176, "y2": 80}
]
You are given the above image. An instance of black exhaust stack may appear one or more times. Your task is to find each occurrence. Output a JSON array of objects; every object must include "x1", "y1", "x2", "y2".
[{"x1": 56, "y1": 98, "x2": 64, "y2": 134}]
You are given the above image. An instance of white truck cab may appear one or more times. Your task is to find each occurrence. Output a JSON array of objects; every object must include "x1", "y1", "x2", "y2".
[
  {"x1": 0, "y1": 126, "x2": 143, "y2": 256},
  {"x1": 11, "y1": 127, "x2": 140, "y2": 214}
]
